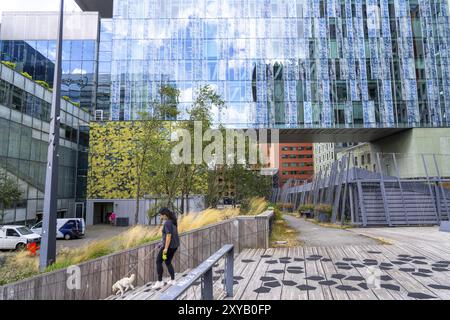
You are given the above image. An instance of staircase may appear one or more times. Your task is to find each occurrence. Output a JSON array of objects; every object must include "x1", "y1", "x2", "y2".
[
  {"x1": 105, "y1": 269, "x2": 191, "y2": 300},
  {"x1": 357, "y1": 181, "x2": 450, "y2": 226}
]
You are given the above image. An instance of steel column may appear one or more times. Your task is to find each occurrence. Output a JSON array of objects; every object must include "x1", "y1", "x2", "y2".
[
  {"x1": 40, "y1": 0, "x2": 64, "y2": 271},
  {"x1": 421, "y1": 154, "x2": 440, "y2": 223},
  {"x1": 376, "y1": 153, "x2": 392, "y2": 226},
  {"x1": 201, "y1": 269, "x2": 214, "y2": 300},
  {"x1": 340, "y1": 155, "x2": 352, "y2": 225},
  {"x1": 225, "y1": 247, "x2": 234, "y2": 297},
  {"x1": 392, "y1": 154, "x2": 409, "y2": 225},
  {"x1": 432, "y1": 154, "x2": 450, "y2": 220}
]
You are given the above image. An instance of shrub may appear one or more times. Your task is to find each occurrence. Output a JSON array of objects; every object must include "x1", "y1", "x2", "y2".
[
  {"x1": 314, "y1": 204, "x2": 333, "y2": 215},
  {"x1": 62, "y1": 96, "x2": 71, "y2": 102},
  {"x1": 21, "y1": 72, "x2": 32, "y2": 80},
  {"x1": 35, "y1": 80, "x2": 51, "y2": 90},
  {"x1": 298, "y1": 204, "x2": 314, "y2": 212},
  {"x1": 241, "y1": 197, "x2": 268, "y2": 216},
  {"x1": 273, "y1": 206, "x2": 283, "y2": 221},
  {"x1": 1, "y1": 61, "x2": 16, "y2": 70}
]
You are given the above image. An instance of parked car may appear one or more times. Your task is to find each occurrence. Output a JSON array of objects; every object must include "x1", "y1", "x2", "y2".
[
  {"x1": 31, "y1": 218, "x2": 86, "y2": 240},
  {"x1": 0, "y1": 225, "x2": 41, "y2": 251}
]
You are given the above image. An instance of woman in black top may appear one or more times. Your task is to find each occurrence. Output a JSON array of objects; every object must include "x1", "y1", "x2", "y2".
[{"x1": 152, "y1": 208, "x2": 180, "y2": 289}]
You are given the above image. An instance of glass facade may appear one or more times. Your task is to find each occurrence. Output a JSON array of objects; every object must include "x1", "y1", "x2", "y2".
[
  {"x1": 103, "y1": 0, "x2": 450, "y2": 128},
  {"x1": 0, "y1": 64, "x2": 90, "y2": 224},
  {"x1": 0, "y1": 39, "x2": 97, "y2": 112}
]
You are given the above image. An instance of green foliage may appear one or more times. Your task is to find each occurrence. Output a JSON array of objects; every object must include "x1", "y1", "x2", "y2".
[
  {"x1": 62, "y1": 96, "x2": 71, "y2": 102},
  {"x1": 35, "y1": 80, "x2": 51, "y2": 90},
  {"x1": 298, "y1": 204, "x2": 315, "y2": 212},
  {"x1": 0, "y1": 171, "x2": 23, "y2": 223},
  {"x1": 21, "y1": 72, "x2": 32, "y2": 80},
  {"x1": 273, "y1": 206, "x2": 283, "y2": 221},
  {"x1": 44, "y1": 260, "x2": 73, "y2": 273},
  {"x1": 88, "y1": 122, "x2": 141, "y2": 199},
  {"x1": 314, "y1": 203, "x2": 333, "y2": 215},
  {"x1": 228, "y1": 165, "x2": 273, "y2": 207},
  {"x1": 1, "y1": 61, "x2": 16, "y2": 70}
]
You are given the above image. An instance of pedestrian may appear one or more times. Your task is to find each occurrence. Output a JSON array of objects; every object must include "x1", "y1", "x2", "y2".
[
  {"x1": 152, "y1": 207, "x2": 180, "y2": 289},
  {"x1": 109, "y1": 212, "x2": 116, "y2": 226}
]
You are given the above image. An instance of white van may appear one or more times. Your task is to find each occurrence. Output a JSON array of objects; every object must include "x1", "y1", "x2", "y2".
[
  {"x1": 31, "y1": 218, "x2": 86, "y2": 240},
  {"x1": 0, "y1": 226, "x2": 41, "y2": 251}
]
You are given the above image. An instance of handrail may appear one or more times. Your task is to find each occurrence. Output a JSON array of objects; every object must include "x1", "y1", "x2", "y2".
[{"x1": 157, "y1": 244, "x2": 234, "y2": 300}]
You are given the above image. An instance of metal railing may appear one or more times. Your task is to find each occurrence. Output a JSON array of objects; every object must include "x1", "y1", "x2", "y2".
[{"x1": 157, "y1": 244, "x2": 234, "y2": 300}]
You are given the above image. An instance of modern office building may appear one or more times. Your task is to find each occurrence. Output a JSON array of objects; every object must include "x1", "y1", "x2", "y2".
[
  {"x1": 0, "y1": 62, "x2": 90, "y2": 224},
  {"x1": 0, "y1": 12, "x2": 100, "y2": 113},
  {"x1": 72, "y1": 0, "x2": 450, "y2": 132},
  {"x1": 2, "y1": 1, "x2": 450, "y2": 130}
]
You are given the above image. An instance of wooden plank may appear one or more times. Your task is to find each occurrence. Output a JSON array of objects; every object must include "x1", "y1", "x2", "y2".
[
  {"x1": 303, "y1": 247, "x2": 327, "y2": 300},
  {"x1": 230, "y1": 249, "x2": 263, "y2": 300},
  {"x1": 360, "y1": 245, "x2": 437, "y2": 300},
  {"x1": 280, "y1": 247, "x2": 304, "y2": 300},
  {"x1": 255, "y1": 247, "x2": 287, "y2": 300},
  {"x1": 315, "y1": 247, "x2": 350, "y2": 300},
  {"x1": 239, "y1": 248, "x2": 274, "y2": 300},
  {"x1": 342, "y1": 245, "x2": 399, "y2": 300},
  {"x1": 377, "y1": 244, "x2": 450, "y2": 300},
  {"x1": 334, "y1": 246, "x2": 387, "y2": 300}
]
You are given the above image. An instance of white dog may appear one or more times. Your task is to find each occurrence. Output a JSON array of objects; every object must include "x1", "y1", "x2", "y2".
[{"x1": 112, "y1": 274, "x2": 136, "y2": 296}]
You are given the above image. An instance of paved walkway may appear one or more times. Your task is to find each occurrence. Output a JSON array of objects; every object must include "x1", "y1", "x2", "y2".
[
  {"x1": 350, "y1": 226, "x2": 450, "y2": 248},
  {"x1": 283, "y1": 214, "x2": 380, "y2": 247}
]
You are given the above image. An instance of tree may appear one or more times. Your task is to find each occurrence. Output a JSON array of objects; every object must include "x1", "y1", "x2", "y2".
[
  {"x1": 0, "y1": 171, "x2": 22, "y2": 224},
  {"x1": 134, "y1": 85, "x2": 181, "y2": 225},
  {"x1": 179, "y1": 85, "x2": 225, "y2": 213},
  {"x1": 226, "y1": 165, "x2": 272, "y2": 212}
]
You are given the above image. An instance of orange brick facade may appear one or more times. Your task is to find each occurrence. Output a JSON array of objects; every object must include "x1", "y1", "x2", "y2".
[{"x1": 278, "y1": 143, "x2": 314, "y2": 187}]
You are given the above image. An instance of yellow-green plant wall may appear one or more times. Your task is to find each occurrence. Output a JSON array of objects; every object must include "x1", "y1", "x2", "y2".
[{"x1": 87, "y1": 122, "x2": 143, "y2": 199}]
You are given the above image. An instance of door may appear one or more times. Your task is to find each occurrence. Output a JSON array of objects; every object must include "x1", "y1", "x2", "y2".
[
  {"x1": 93, "y1": 202, "x2": 114, "y2": 224},
  {"x1": 31, "y1": 221, "x2": 43, "y2": 235},
  {"x1": 75, "y1": 202, "x2": 85, "y2": 219},
  {"x1": 5, "y1": 228, "x2": 21, "y2": 249}
]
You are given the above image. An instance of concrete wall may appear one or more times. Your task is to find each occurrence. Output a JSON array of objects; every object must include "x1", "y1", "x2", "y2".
[
  {"x1": 86, "y1": 196, "x2": 205, "y2": 226},
  {"x1": 335, "y1": 129, "x2": 450, "y2": 178},
  {"x1": 373, "y1": 128, "x2": 450, "y2": 178}
]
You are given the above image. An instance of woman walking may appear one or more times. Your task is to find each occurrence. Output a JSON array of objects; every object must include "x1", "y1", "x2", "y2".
[{"x1": 152, "y1": 207, "x2": 180, "y2": 289}]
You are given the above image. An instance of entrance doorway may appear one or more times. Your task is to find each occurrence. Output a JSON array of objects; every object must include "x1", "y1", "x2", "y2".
[
  {"x1": 93, "y1": 202, "x2": 114, "y2": 225},
  {"x1": 75, "y1": 202, "x2": 85, "y2": 219}
]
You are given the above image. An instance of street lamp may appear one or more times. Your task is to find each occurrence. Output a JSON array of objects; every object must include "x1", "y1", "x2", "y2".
[{"x1": 40, "y1": 0, "x2": 64, "y2": 272}]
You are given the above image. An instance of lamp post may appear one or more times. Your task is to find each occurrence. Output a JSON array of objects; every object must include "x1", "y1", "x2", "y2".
[{"x1": 40, "y1": 0, "x2": 64, "y2": 272}]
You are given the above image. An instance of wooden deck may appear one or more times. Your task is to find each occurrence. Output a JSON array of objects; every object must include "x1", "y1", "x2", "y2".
[
  {"x1": 105, "y1": 243, "x2": 450, "y2": 300},
  {"x1": 226, "y1": 244, "x2": 450, "y2": 300}
]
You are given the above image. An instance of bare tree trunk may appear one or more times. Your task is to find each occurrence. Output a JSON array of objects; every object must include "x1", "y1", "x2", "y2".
[
  {"x1": 180, "y1": 193, "x2": 185, "y2": 214},
  {"x1": 186, "y1": 193, "x2": 190, "y2": 214},
  {"x1": 135, "y1": 175, "x2": 141, "y2": 225}
]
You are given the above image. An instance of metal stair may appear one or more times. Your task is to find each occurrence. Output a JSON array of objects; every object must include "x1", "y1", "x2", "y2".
[{"x1": 357, "y1": 182, "x2": 450, "y2": 226}]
